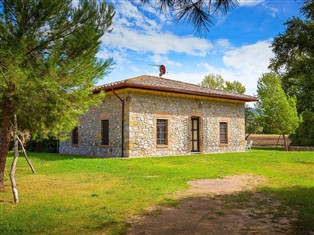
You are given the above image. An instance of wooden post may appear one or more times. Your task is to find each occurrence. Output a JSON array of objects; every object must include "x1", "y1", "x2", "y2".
[
  {"x1": 276, "y1": 134, "x2": 281, "y2": 146},
  {"x1": 283, "y1": 134, "x2": 288, "y2": 151},
  {"x1": 17, "y1": 136, "x2": 36, "y2": 174},
  {"x1": 10, "y1": 114, "x2": 19, "y2": 204}
]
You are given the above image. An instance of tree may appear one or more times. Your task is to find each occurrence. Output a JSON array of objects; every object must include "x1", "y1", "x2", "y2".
[
  {"x1": 225, "y1": 81, "x2": 246, "y2": 94},
  {"x1": 142, "y1": 0, "x2": 239, "y2": 33},
  {"x1": 200, "y1": 73, "x2": 225, "y2": 90},
  {"x1": 269, "y1": 0, "x2": 313, "y2": 146},
  {"x1": 290, "y1": 110, "x2": 314, "y2": 146},
  {"x1": 200, "y1": 73, "x2": 246, "y2": 94},
  {"x1": 245, "y1": 106, "x2": 262, "y2": 140},
  {"x1": 256, "y1": 73, "x2": 300, "y2": 150},
  {"x1": 270, "y1": 0, "x2": 314, "y2": 113},
  {"x1": 0, "y1": 0, "x2": 115, "y2": 189}
]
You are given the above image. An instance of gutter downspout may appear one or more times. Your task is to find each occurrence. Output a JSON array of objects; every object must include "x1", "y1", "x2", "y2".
[{"x1": 112, "y1": 89, "x2": 124, "y2": 157}]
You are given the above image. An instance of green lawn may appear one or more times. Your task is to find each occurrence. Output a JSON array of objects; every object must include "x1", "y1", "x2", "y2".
[{"x1": 0, "y1": 149, "x2": 313, "y2": 235}]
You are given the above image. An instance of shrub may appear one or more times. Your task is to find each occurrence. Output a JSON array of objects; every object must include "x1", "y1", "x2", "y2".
[
  {"x1": 26, "y1": 136, "x2": 58, "y2": 153},
  {"x1": 290, "y1": 111, "x2": 314, "y2": 146}
]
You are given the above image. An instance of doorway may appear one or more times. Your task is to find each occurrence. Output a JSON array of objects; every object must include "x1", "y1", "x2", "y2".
[{"x1": 191, "y1": 117, "x2": 200, "y2": 152}]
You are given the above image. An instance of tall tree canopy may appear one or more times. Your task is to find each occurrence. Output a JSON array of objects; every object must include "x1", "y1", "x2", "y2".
[
  {"x1": 256, "y1": 73, "x2": 300, "y2": 150},
  {"x1": 142, "y1": 0, "x2": 239, "y2": 33},
  {"x1": 0, "y1": 0, "x2": 115, "y2": 188},
  {"x1": 200, "y1": 73, "x2": 246, "y2": 94},
  {"x1": 269, "y1": 0, "x2": 314, "y2": 113}
]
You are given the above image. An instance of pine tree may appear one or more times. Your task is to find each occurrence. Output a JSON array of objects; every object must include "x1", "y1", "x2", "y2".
[
  {"x1": 0, "y1": 0, "x2": 115, "y2": 189},
  {"x1": 141, "y1": 0, "x2": 239, "y2": 33}
]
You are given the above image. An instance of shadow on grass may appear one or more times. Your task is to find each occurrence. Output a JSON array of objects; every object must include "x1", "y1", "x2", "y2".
[
  {"x1": 1, "y1": 184, "x2": 313, "y2": 235},
  {"x1": 26, "y1": 152, "x2": 115, "y2": 161},
  {"x1": 126, "y1": 186, "x2": 314, "y2": 235},
  {"x1": 252, "y1": 146, "x2": 284, "y2": 151},
  {"x1": 262, "y1": 186, "x2": 314, "y2": 235}
]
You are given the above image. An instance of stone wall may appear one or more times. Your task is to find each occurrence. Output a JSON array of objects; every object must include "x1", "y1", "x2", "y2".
[
  {"x1": 59, "y1": 93, "x2": 129, "y2": 157},
  {"x1": 127, "y1": 92, "x2": 245, "y2": 157},
  {"x1": 59, "y1": 90, "x2": 246, "y2": 157}
]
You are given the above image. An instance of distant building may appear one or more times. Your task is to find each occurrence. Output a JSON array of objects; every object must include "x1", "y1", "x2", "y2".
[{"x1": 59, "y1": 75, "x2": 257, "y2": 157}]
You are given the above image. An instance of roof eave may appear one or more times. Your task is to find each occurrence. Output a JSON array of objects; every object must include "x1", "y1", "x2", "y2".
[{"x1": 93, "y1": 83, "x2": 258, "y2": 102}]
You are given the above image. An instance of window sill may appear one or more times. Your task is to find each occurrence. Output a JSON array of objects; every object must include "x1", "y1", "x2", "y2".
[
  {"x1": 219, "y1": 143, "x2": 229, "y2": 147},
  {"x1": 71, "y1": 144, "x2": 79, "y2": 147},
  {"x1": 156, "y1": 145, "x2": 168, "y2": 148},
  {"x1": 100, "y1": 145, "x2": 109, "y2": 148}
]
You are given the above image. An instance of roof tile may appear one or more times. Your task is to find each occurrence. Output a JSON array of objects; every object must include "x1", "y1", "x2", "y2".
[{"x1": 93, "y1": 75, "x2": 257, "y2": 102}]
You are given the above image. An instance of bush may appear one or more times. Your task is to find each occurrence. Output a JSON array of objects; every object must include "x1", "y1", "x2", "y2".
[
  {"x1": 290, "y1": 110, "x2": 314, "y2": 146},
  {"x1": 26, "y1": 136, "x2": 58, "y2": 153}
]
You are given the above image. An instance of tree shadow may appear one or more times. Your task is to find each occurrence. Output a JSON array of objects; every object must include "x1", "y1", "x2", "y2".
[
  {"x1": 262, "y1": 186, "x2": 314, "y2": 235},
  {"x1": 252, "y1": 146, "x2": 284, "y2": 151},
  {"x1": 26, "y1": 152, "x2": 113, "y2": 161},
  {"x1": 127, "y1": 186, "x2": 314, "y2": 235}
]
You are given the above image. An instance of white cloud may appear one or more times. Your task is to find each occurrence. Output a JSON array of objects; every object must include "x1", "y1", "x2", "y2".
[
  {"x1": 102, "y1": 29, "x2": 212, "y2": 56},
  {"x1": 262, "y1": 3, "x2": 279, "y2": 17},
  {"x1": 216, "y1": 39, "x2": 232, "y2": 48},
  {"x1": 239, "y1": 0, "x2": 265, "y2": 7},
  {"x1": 150, "y1": 54, "x2": 182, "y2": 67},
  {"x1": 139, "y1": 1, "x2": 172, "y2": 23},
  {"x1": 165, "y1": 40, "x2": 274, "y2": 96},
  {"x1": 71, "y1": 0, "x2": 79, "y2": 8},
  {"x1": 101, "y1": 1, "x2": 213, "y2": 57},
  {"x1": 167, "y1": 71, "x2": 207, "y2": 85},
  {"x1": 223, "y1": 40, "x2": 273, "y2": 72},
  {"x1": 239, "y1": 0, "x2": 279, "y2": 17}
]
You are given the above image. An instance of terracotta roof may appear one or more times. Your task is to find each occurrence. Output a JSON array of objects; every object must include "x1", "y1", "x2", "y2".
[{"x1": 93, "y1": 75, "x2": 257, "y2": 102}]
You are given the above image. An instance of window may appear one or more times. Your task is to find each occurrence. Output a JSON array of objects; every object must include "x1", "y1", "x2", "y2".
[
  {"x1": 157, "y1": 119, "x2": 168, "y2": 145},
  {"x1": 72, "y1": 126, "x2": 79, "y2": 145},
  {"x1": 101, "y1": 120, "x2": 109, "y2": 146},
  {"x1": 220, "y1": 122, "x2": 228, "y2": 144}
]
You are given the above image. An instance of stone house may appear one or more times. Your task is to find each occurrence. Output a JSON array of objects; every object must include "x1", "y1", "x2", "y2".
[{"x1": 59, "y1": 75, "x2": 257, "y2": 157}]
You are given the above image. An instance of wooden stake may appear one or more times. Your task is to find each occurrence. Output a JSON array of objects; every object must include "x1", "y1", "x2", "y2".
[
  {"x1": 17, "y1": 136, "x2": 36, "y2": 174},
  {"x1": 10, "y1": 114, "x2": 19, "y2": 204},
  {"x1": 276, "y1": 134, "x2": 281, "y2": 146}
]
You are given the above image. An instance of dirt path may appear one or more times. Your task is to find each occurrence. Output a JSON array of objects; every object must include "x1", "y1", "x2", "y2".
[{"x1": 127, "y1": 174, "x2": 297, "y2": 235}]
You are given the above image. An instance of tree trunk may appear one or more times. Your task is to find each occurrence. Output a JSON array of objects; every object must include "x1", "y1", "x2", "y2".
[
  {"x1": 17, "y1": 136, "x2": 36, "y2": 174},
  {"x1": 283, "y1": 134, "x2": 288, "y2": 151},
  {"x1": 0, "y1": 92, "x2": 12, "y2": 189},
  {"x1": 10, "y1": 114, "x2": 19, "y2": 204},
  {"x1": 245, "y1": 134, "x2": 251, "y2": 140}
]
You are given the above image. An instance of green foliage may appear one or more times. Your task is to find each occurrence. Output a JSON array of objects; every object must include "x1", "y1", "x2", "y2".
[
  {"x1": 225, "y1": 80, "x2": 246, "y2": 94},
  {"x1": 0, "y1": 0, "x2": 115, "y2": 139},
  {"x1": 200, "y1": 73, "x2": 246, "y2": 94},
  {"x1": 25, "y1": 136, "x2": 58, "y2": 153},
  {"x1": 270, "y1": 0, "x2": 314, "y2": 113},
  {"x1": 245, "y1": 106, "x2": 263, "y2": 137},
  {"x1": 0, "y1": 150, "x2": 313, "y2": 234},
  {"x1": 200, "y1": 73, "x2": 225, "y2": 90},
  {"x1": 256, "y1": 73, "x2": 300, "y2": 135},
  {"x1": 290, "y1": 110, "x2": 314, "y2": 146}
]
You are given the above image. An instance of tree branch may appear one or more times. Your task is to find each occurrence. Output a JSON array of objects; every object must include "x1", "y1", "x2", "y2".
[{"x1": 0, "y1": 66, "x2": 9, "y2": 87}]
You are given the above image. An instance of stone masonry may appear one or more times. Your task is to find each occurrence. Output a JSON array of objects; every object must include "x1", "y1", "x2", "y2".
[
  {"x1": 59, "y1": 90, "x2": 246, "y2": 158},
  {"x1": 59, "y1": 93, "x2": 128, "y2": 157}
]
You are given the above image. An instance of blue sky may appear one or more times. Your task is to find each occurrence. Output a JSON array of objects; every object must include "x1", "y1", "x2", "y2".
[{"x1": 96, "y1": 0, "x2": 302, "y2": 96}]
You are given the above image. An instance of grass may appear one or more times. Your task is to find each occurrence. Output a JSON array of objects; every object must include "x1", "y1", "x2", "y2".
[{"x1": 0, "y1": 149, "x2": 313, "y2": 234}]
